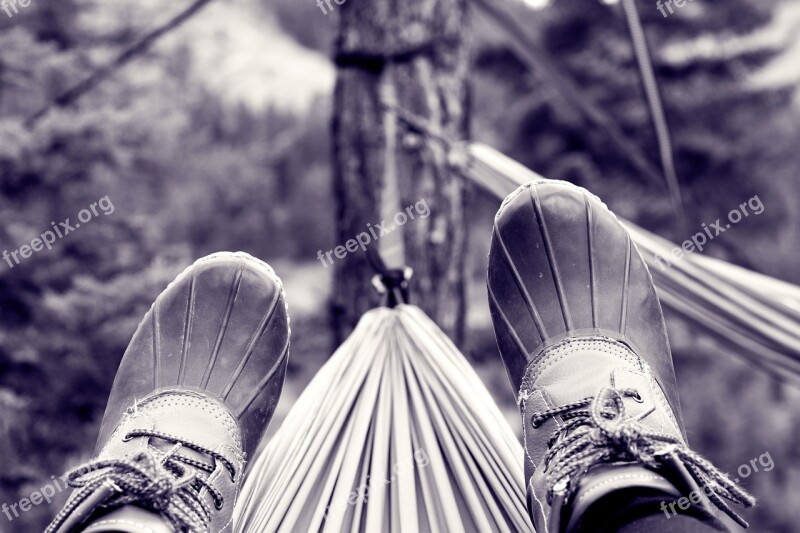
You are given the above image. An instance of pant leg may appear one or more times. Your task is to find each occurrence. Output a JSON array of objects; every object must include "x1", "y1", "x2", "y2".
[
  {"x1": 575, "y1": 490, "x2": 726, "y2": 533},
  {"x1": 617, "y1": 513, "x2": 726, "y2": 533}
]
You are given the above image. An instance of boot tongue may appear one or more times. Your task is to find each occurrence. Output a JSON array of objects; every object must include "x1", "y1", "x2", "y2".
[{"x1": 565, "y1": 463, "x2": 680, "y2": 530}]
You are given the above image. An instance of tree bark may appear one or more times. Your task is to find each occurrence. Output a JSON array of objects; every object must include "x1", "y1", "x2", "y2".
[{"x1": 331, "y1": 0, "x2": 469, "y2": 345}]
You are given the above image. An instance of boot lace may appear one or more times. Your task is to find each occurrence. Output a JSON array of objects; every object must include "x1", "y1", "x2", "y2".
[
  {"x1": 45, "y1": 429, "x2": 236, "y2": 533},
  {"x1": 531, "y1": 387, "x2": 755, "y2": 528}
]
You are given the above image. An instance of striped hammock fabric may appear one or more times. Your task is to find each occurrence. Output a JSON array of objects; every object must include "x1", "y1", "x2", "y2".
[
  {"x1": 462, "y1": 141, "x2": 800, "y2": 383},
  {"x1": 235, "y1": 305, "x2": 534, "y2": 533}
]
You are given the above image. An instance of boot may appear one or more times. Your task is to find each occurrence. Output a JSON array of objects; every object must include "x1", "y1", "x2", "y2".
[
  {"x1": 487, "y1": 180, "x2": 754, "y2": 532},
  {"x1": 47, "y1": 252, "x2": 291, "y2": 532}
]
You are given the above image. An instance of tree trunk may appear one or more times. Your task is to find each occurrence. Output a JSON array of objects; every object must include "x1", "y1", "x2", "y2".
[{"x1": 331, "y1": 0, "x2": 469, "y2": 345}]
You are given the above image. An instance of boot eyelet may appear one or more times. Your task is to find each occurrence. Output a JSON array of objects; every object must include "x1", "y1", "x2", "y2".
[
  {"x1": 122, "y1": 433, "x2": 133, "y2": 442},
  {"x1": 631, "y1": 392, "x2": 644, "y2": 403},
  {"x1": 531, "y1": 415, "x2": 542, "y2": 429}
]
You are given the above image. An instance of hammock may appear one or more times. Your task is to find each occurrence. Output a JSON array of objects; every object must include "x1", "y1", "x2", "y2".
[{"x1": 234, "y1": 305, "x2": 534, "y2": 532}]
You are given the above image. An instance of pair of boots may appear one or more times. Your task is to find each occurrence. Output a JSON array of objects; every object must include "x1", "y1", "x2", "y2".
[{"x1": 46, "y1": 181, "x2": 753, "y2": 532}]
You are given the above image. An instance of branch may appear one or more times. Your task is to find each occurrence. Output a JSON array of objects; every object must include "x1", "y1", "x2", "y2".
[
  {"x1": 25, "y1": 0, "x2": 217, "y2": 127},
  {"x1": 470, "y1": 0, "x2": 667, "y2": 189},
  {"x1": 621, "y1": 0, "x2": 687, "y2": 231}
]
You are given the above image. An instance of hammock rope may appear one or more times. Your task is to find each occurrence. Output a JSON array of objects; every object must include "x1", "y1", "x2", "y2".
[{"x1": 377, "y1": 62, "x2": 408, "y2": 270}]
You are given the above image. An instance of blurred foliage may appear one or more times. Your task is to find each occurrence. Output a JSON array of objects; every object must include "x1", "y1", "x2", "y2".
[{"x1": 0, "y1": 0, "x2": 798, "y2": 531}]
